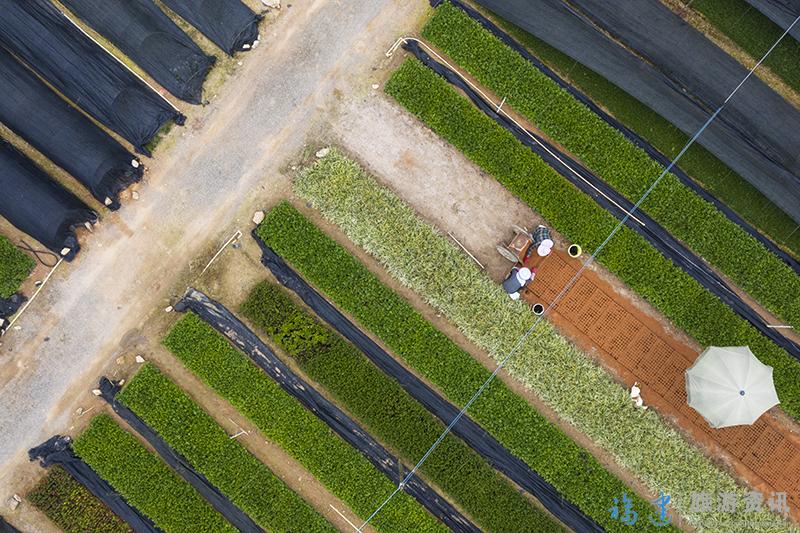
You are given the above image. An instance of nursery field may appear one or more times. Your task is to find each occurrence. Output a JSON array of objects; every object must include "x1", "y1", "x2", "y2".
[
  {"x1": 242, "y1": 280, "x2": 562, "y2": 533},
  {"x1": 72, "y1": 414, "x2": 235, "y2": 533},
  {"x1": 384, "y1": 55, "x2": 800, "y2": 422},
  {"x1": 265, "y1": 150, "x2": 793, "y2": 530},
  {"x1": 163, "y1": 312, "x2": 446, "y2": 533},
  {"x1": 27, "y1": 465, "x2": 130, "y2": 533},
  {"x1": 421, "y1": 4, "x2": 800, "y2": 340},
  {"x1": 0, "y1": 235, "x2": 34, "y2": 299},
  {"x1": 116, "y1": 363, "x2": 333, "y2": 533}
]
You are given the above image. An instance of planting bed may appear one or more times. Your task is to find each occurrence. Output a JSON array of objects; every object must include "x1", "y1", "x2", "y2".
[
  {"x1": 163, "y1": 309, "x2": 452, "y2": 533},
  {"x1": 523, "y1": 249, "x2": 800, "y2": 515},
  {"x1": 27, "y1": 465, "x2": 131, "y2": 533},
  {"x1": 385, "y1": 57, "x2": 800, "y2": 421},
  {"x1": 0, "y1": 235, "x2": 33, "y2": 300},
  {"x1": 422, "y1": 3, "x2": 800, "y2": 338},
  {"x1": 242, "y1": 280, "x2": 564, "y2": 533},
  {"x1": 275, "y1": 151, "x2": 792, "y2": 530},
  {"x1": 486, "y1": 6, "x2": 800, "y2": 259},
  {"x1": 72, "y1": 414, "x2": 235, "y2": 533},
  {"x1": 116, "y1": 363, "x2": 333, "y2": 533}
]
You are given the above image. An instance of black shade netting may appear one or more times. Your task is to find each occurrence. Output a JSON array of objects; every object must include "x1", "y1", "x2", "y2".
[
  {"x1": 160, "y1": 0, "x2": 261, "y2": 55},
  {"x1": 568, "y1": 0, "x2": 800, "y2": 177},
  {"x1": 59, "y1": 0, "x2": 216, "y2": 104},
  {"x1": 745, "y1": 0, "x2": 800, "y2": 42},
  {"x1": 0, "y1": 140, "x2": 97, "y2": 261},
  {"x1": 467, "y1": 0, "x2": 800, "y2": 224},
  {"x1": 0, "y1": 47, "x2": 142, "y2": 211},
  {"x1": 0, "y1": 0, "x2": 184, "y2": 155},
  {"x1": 0, "y1": 517, "x2": 19, "y2": 533}
]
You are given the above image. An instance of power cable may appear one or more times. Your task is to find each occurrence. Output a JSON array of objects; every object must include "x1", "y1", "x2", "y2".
[{"x1": 357, "y1": 12, "x2": 800, "y2": 531}]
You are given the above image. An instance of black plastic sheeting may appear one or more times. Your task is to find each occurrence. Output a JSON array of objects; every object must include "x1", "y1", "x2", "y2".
[
  {"x1": 465, "y1": 0, "x2": 800, "y2": 224},
  {"x1": 441, "y1": 0, "x2": 800, "y2": 276},
  {"x1": 0, "y1": 47, "x2": 142, "y2": 211},
  {"x1": 745, "y1": 0, "x2": 800, "y2": 42},
  {"x1": 59, "y1": 0, "x2": 215, "y2": 104},
  {"x1": 256, "y1": 239, "x2": 601, "y2": 533},
  {"x1": 0, "y1": 517, "x2": 19, "y2": 533},
  {"x1": 160, "y1": 0, "x2": 261, "y2": 55},
  {"x1": 175, "y1": 288, "x2": 479, "y2": 533},
  {"x1": 97, "y1": 378, "x2": 261, "y2": 533},
  {"x1": 569, "y1": 0, "x2": 800, "y2": 177},
  {"x1": 0, "y1": 0, "x2": 184, "y2": 155},
  {"x1": 404, "y1": 40, "x2": 800, "y2": 362},
  {"x1": 29, "y1": 436, "x2": 161, "y2": 533},
  {"x1": 0, "y1": 141, "x2": 97, "y2": 261}
]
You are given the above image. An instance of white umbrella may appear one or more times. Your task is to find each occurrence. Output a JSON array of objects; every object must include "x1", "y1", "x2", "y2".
[{"x1": 686, "y1": 346, "x2": 779, "y2": 428}]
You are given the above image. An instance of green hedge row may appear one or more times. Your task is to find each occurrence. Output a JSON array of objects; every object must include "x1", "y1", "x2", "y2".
[
  {"x1": 284, "y1": 150, "x2": 792, "y2": 531},
  {"x1": 0, "y1": 235, "x2": 34, "y2": 299},
  {"x1": 257, "y1": 202, "x2": 669, "y2": 532},
  {"x1": 422, "y1": 3, "x2": 800, "y2": 335},
  {"x1": 118, "y1": 363, "x2": 334, "y2": 533},
  {"x1": 163, "y1": 312, "x2": 446, "y2": 533},
  {"x1": 28, "y1": 465, "x2": 131, "y2": 533},
  {"x1": 690, "y1": 0, "x2": 800, "y2": 93},
  {"x1": 72, "y1": 415, "x2": 234, "y2": 533},
  {"x1": 241, "y1": 281, "x2": 561, "y2": 532},
  {"x1": 384, "y1": 57, "x2": 800, "y2": 420}
]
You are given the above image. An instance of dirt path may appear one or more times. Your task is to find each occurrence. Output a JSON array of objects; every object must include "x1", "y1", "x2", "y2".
[{"x1": 0, "y1": 0, "x2": 430, "y2": 518}]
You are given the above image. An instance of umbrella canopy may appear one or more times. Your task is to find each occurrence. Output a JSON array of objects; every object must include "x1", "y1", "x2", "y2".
[{"x1": 686, "y1": 346, "x2": 779, "y2": 428}]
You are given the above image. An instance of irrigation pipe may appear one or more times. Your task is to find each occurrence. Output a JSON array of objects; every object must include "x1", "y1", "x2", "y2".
[
  {"x1": 359, "y1": 16, "x2": 800, "y2": 531},
  {"x1": 197, "y1": 230, "x2": 242, "y2": 280},
  {"x1": 1, "y1": 258, "x2": 64, "y2": 337},
  {"x1": 386, "y1": 37, "x2": 646, "y2": 227}
]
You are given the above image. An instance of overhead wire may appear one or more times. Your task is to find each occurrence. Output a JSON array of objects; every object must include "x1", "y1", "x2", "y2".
[{"x1": 357, "y1": 12, "x2": 800, "y2": 531}]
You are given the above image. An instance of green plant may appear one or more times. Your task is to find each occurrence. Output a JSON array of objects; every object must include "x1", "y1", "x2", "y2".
[
  {"x1": 242, "y1": 281, "x2": 562, "y2": 532},
  {"x1": 690, "y1": 0, "x2": 800, "y2": 93},
  {"x1": 422, "y1": 3, "x2": 800, "y2": 336},
  {"x1": 384, "y1": 56, "x2": 800, "y2": 421},
  {"x1": 118, "y1": 363, "x2": 334, "y2": 533},
  {"x1": 72, "y1": 415, "x2": 234, "y2": 533},
  {"x1": 0, "y1": 235, "x2": 34, "y2": 299},
  {"x1": 28, "y1": 465, "x2": 131, "y2": 533},
  {"x1": 275, "y1": 151, "x2": 792, "y2": 531},
  {"x1": 163, "y1": 313, "x2": 446, "y2": 533}
]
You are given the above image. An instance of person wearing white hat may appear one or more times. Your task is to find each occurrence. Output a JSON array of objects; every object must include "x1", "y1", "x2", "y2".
[
  {"x1": 502, "y1": 266, "x2": 534, "y2": 300},
  {"x1": 531, "y1": 225, "x2": 554, "y2": 257}
]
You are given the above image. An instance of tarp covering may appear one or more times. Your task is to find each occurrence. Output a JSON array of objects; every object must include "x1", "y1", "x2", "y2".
[
  {"x1": 0, "y1": 517, "x2": 19, "y2": 533},
  {"x1": 0, "y1": 0, "x2": 184, "y2": 154},
  {"x1": 59, "y1": 0, "x2": 215, "y2": 103},
  {"x1": 404, "y1": 39, "x2": 800, "y2": 362},
  {"x1": 29, "y1": 436, "x2": 160, "y2": 533},
  {"x1": 0, "y1": 47, "x2": 142, "y2": 210},
  {"x1": 0, "y1": 141, "x2": 97, "y2": 261},
  {"x1": 442, "y1": 0, "x2": 800, "y2": 275},
  {"x1": 257, "y1": 238, "x2": 603, "y2": 533},
  {"x1": 467, "y1": 0, "x2": 800, "y2": 224},
  {"x1": 569, "y1": 0, "x2": 800, "y2": 177},
  {"x1": 98, "y1": 378, "x2": 261, "y2": 533},
  {"x1": 745, "y1": 0, "x2": 800, "y2": 42},
  {"x1": 160, "y1": 0, "x2": 261, "y2": 55},
  {"x1": 176, "y1": 288, "x2": 480, "y2": 533}
]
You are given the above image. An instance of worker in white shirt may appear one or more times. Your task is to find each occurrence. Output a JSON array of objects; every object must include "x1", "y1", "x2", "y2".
[{"x1": 630, "y1": 381, "x2": 648, "y2": 410}]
